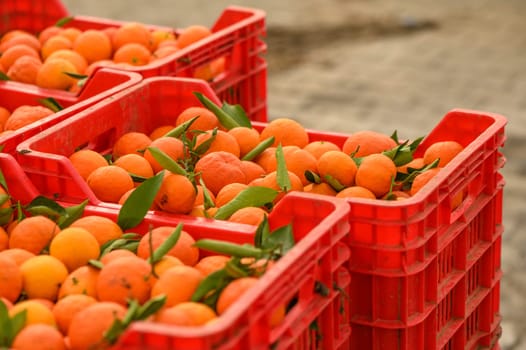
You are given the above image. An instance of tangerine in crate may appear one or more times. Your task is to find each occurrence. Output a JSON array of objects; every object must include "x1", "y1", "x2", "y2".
[
  {"x1": 0, "y1": 152, "x2": 351, "y2": 349},
  {"x1": 1, "y1": 0, "x2": 268, "y2": 121}
]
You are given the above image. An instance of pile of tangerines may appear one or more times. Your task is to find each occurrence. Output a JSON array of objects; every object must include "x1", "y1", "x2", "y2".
[
  {"x1": 0, "y1": 183, "x2": 287, "y2": 349},
  {"x1": 0, "y1": 21, "x2": 223, "y2": 92},
  {"x1": 0, "y1": 93, "x2": 467, "y2": 350},
  {"x1": 67, "y1": 99, "x2": 465, "y2": 227}
]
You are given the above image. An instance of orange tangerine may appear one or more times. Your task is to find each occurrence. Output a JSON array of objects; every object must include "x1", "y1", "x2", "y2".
[
  {"x1": 69, "y1": 149, "x2": 109, "y2": 181},
  {"x1": 136, "y1": 226, "x2": 199, "y2": 266},
  {"x1": 176, "y1": 25, "x2": 212, "y2": 49},
  {"x1": 342, "y1": 130, "x2": 397, "y2": 157},
  {"x1": 355, "y1": 153, "x2": 397, "y2": 197},
  {"x1": 259, "y1": 118, "x2": 309, "y2": 148},
  {"x1": 73, "y1": 29, "x2": 113, "y2": 64},
  {"x1": 86, "y1": 165, "x2": 135, "y2": 203}
]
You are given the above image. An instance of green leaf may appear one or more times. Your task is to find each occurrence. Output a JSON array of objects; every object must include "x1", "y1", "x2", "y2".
[
  {"x1": 0, "y1": 300, "x2": 10, "y2": 346},
  {"x1": 275, "y1": 144, "x2": 291, "y2": 192},
  {"x1": 382, "y1": 141, "x2": 407, "y2": 160},
  {"x1": 25, "y1": 195, "x2": 65, "y2": 213},
  {"x1": 0, "y1": 302, "x2": 27, "y2": 347},
  {"x1": 0, "y1": 207, "x2": 13, "y2": 226},
  {"x1": 0, "y1": 194, "x2": 9, "y2": 207},
  {"x1": 213, "y1": 186, "x2": 278, "y2": 220},
  {"x1": 194, "y1": 239, "x2": 264, "y2": 258},
  {"x1": 193, "y1": 128, "x2": 218, "y2": 156},
  {"x1": 24, "y1": 196, "x2": 66, "y2": 221},
  {"x1": 397, "y1": 158, "x2": 440, "y2": 190},
  {"x1": 130, "y1": 173, "x2": 147, "y2": 183},
  {"x1": 261, "y1": 223, "x2": 294, "y2": 256},
  {"x1": 103, "y1": 318, "x2": 126, "y2": 345},
  {"x1": 352, "y1": 156, "x2": 364, "y2": 167},
  {"x1": 0, "y1": 72, "x2": 10, "y2": 81},
  {"x1": 390, "y1": 130, "x2": 400, "y2": 144},
  {"x1": 24, "y1": 205, "x2": 62, "y2": 220},
  {"x1": 305, "y1": 170, "x2": 321, "y2": 184},
  {"x1": 121, "y1": 232, "x2": 142, "y2": 240},
  {"x1": 254, "y1": 215, "x2": 270, "y2": 248},
  {"x1": 120, "y1": 240, "x2": 139, "y2": 253},
  {"x1": 241, "y1": 136, "x2": 275, "y2": 161},
  {"x1": 0, "y1": 169, "x2": 7, "y2": 192},
  {"x1": 55, "y1": 16, "x2": 74, "y2": 27},
  {"x1": 391, "y1": 149, "x2": 414, "y2": 167},
  {"x1": 0, "y1": 295, "x2": 8, "y2": 316},
  {"x1": 382, "y1": 136, "x2": 424, "y2": 167},
  {"x1": 164, "y1": 116, "x2": 199, "y2": 138},
  {"x1": 7, "y1": 309, "x2": 26, "y2": 346},
  {"x1": 15, "y1": 201, "x2": 24, "y2": 222},
  {"x1": 88, "y1": 259, "x2": 104, "y2": 270},
  {"x1": 194, "y1": 92, "x2": 240, "y2": 130},
  {"x1": 136, "y1": 294, "x2": 167, "y2": 320},
  {"x1": 122, "y1": 300, "x2": 140, "y2": 326},
  {"x1": 76, "y1": 77, "x2": 88, "y2": 88},
  {"x1": 99, "y1": 235, "x2": 141, "y2": 258},
  {"x1": 146, "y1": 147, "x2": 187, "y2": 176},
  {"x1": 57, "y1": 199, "x2": 88, "y2": 228},
  {"x1": 191, "y1": 269, "x2": 227, "y2": 302},
  {"x1": 64, "y1": 72, "x2": 88, "y2": 80},
  {"x1": 103, "y1": 153, "x2": 113, "y2": 163},
  {"x1": 117, "y1": 171, "x2": 164, "y2": 230},
  {"x1": 38, "y1": 98, "x2": 64, "y2": 112},
  {"x1": 224, "y1": 258, "x2": 249, "y2": 278},
  {"x1": 199, "y1": 178, "x2": 215, "y2": 210},
  {"x1": 324, "y1": 174, "x2": 345, "y2": 192},
  {"x1": 147, "y1": 224, "x2": 183, "y2": 264},
  {"x1": 192, "y1": 268, "x2": 233, "y2": 309},
  {"x1": 221, "y1": 101, "x2": 252, "y2": 128},
  {"x1": 100, "y1": 238, "x2": 129, "y2": 256},
  {"x1": 409, "y1": 136, "x2": 424, "y2": 152}
]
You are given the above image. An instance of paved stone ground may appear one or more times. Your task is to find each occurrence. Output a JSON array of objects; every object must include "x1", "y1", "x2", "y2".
[{"x1": 62, "y1": 1, "x2": 526, "y2": 348}]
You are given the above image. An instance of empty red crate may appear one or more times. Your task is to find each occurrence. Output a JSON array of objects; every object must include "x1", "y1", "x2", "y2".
[
  {"x1": 0, "y1": 67, "x2": 142, "y2": 156},
  {"x1": 15, "y1": 75, "x2": 506, "y2": 349},
  {"x1": 0, "y1": 0, "x2": 267, "y2": 121},
  {"x1": 0, "y1": 152, "x2": 351, "y2": 349}
]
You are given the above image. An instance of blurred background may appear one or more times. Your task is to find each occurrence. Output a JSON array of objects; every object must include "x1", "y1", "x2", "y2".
[{"x1": 62, "y1": 0, "x2": 526, "y2": 348}]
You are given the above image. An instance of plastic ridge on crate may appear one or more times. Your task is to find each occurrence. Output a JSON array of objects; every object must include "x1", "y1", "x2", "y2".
[
  {"x1": 0, "y1": 152, "x2": 352, "y2": 349},
  {"x1": 15, "y1": 75, "x2": 506, "y2": 349},
  {"x1": 1, "y1": 0, "x2": 268, "y2": 122}
]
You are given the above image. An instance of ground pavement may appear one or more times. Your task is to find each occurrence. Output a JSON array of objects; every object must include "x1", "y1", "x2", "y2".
[{"x1": 62, "y1": 0, "x2": 526, "y2": 348}]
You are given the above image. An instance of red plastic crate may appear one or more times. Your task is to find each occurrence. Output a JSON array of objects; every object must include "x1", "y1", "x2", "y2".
[
  {"x1": 0, "y1": 67, "x2": 142, "y2": 156},
  {"x1": 0, "y1": 152, "x2": 351, "y2": 349},
  {"x1": 348, "y1": 184, "x2": 503, "y2": 350},
  {"x1": 296, "y1": 110, "x2": 505, "y2": 349},
  {"x1": 0, "y1": 0, "x2": 267, "y2": 122},
  {"x1": 15, "y1": 76, "x2": 506, "y2": 349}
]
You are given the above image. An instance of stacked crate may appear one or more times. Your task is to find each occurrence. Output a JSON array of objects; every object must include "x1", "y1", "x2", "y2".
[{"x1": 0, "y1": 1, "x2": 506, "y2": 349}]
